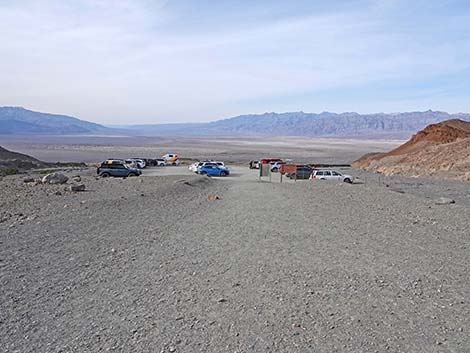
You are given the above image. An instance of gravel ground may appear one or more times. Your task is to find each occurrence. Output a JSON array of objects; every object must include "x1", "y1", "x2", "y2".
[{"x1": 1, "y1": 168, "x2": 469, "y2": 352}]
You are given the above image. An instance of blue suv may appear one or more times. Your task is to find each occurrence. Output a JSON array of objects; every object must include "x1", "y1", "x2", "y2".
[
  {"x1": 198, "y1": 164, "x2": 230, "y2": 177},
  {"x1": 97, "y1": 160, "x2": 142, "y2": 178}
]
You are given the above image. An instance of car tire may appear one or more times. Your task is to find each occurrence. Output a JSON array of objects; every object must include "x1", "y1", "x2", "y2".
[
  {"x1": 343, "y1": 178, "x2": 352, "y2": 183},
  {"x1": 200, "y1": 171, "x2": 207, "y2": 175},
  {"x1": 128, "y1": 173, "x2": 137, "y2": 177},
  {"x1": 220, "y1": 171, "x2": 228, "y2": 177},
  {"x1": 101, "y1": 172, "x2": 110, "y2": 178}
]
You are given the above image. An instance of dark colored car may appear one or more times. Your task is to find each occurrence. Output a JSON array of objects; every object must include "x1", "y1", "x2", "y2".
[
  {"x1": 144, "y1": 158, "x2": 165, "y2": 167},
  {"x1": 97, "y1": 160, "x2": 142, "y2": 178},
  {"x1": 286, "y1": 165, "x2": 313, "y2": 179}
]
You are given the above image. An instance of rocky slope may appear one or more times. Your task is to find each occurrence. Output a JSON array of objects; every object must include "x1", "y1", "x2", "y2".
[
  {"x1": 0, "y1": 146, "x2": 84, "y2": 175},
  {"x1": 0, "y1": 146, "x2": 48, "y2": 174},
  {"x1": 353, "y1": 119, "x2": 470, "y2": 180}
]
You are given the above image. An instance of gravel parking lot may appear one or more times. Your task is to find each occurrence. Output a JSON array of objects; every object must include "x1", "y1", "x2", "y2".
[{"x1": 1, "y1": 167, "x2": 469, "y2": 352}]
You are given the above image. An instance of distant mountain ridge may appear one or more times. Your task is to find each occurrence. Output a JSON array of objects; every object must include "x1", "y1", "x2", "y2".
[
  {"x1": 0, "y1": 107, "x2": 110, "y2": 135},
  {"x1": 203, "y1": 111, "x2": 470, "y2": 138},
  {"x1": 124, "y1": 110, "x2": 470, "y2": 138},
  {"x1": 2, "y1": 107, "x2": 470, "y2": 138}
]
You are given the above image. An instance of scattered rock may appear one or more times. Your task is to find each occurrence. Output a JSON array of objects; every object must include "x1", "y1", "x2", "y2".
[
  {"x1": 175, "y1": 179, "x2": 192, "y2": 186},
  {"x1": 72, "y1": 175, "x2": 81, "y2": 182},
  {"x1": 390, "y1": 188, "x2": 405, "y2": 194},
  {"x1": 176, "y1": 176, "x2": 213, "y2": 187},
  {"x1": 435, "y1": 197, "x2": 455, "y2": 205},
  {"x1": 217, "y1": 298, "x2": 227, "y2": 303},
  {"x1": 69, "y1": 184, "x2": 86, "y2": 192},
  {"x1": 55, "y1": 191, "x2": 62, "y2": 196},
  {"x1": 42, "y1": 172, "x2": 69, "y2": 185},
  {"x1": 208, "y1": 194, "x2": 220, "y2": 201},
  {"x1": 23, "y1": 177, "x2": 35, "y2": 183}
]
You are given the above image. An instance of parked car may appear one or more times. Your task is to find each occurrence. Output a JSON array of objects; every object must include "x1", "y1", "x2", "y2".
[
  {"x1": 249, "y1": 160, "x2": 260, "y2": 169},
  {"x1": 162, "y1": 153, "x2": 180, "y2": 165},
  {"x1": 125, "y1": 159, "x2": 138, "y2": 168},
  {"x1": 154, "y1": 158, "x2": 165, "y2": 166},
  {"x1": 310, "y1": 169, "x2": 354, "y2": 183},
  {"x1": 270, "y1": 161, "x2": 285, "y2": 172},
  {"x1": 189, "y1": 162, "x2": 200, "y2": 173},
  {"x1": 145, "y1": 158, "x2": 164, "y2": 167},
  {"x1": 198, "y1": 164, "x2": 230, "y2": 176},
  {"x1": 190, "y1": 161, "x2": 225, "y2": 173},
  {"x1": 131, "y1": 158, "x2": 148, "y2": 168},
  {"x1": 261, "y1": 158, "x2": 283, "y2": 165},
  {"x1": 97, "y1": 160, "x2": 142, "y2": 178},
  {"x1": 286, "y1": 165, "x2": 313, "y2": 179},
  {"x1": 126, "y1": 158, "x2": 145, "y2": 168}
]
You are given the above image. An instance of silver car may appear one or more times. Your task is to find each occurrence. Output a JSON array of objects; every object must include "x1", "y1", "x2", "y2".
[{"x1": 310, "y1": 169, "x2": 354, "y2": 183}]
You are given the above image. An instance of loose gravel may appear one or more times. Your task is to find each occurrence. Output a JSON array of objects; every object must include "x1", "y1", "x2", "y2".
[{"x1": 1, "y1": 170, "x2": 469, "y2": 352}]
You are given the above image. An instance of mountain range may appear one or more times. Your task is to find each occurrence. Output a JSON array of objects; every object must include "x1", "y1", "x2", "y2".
[
  {"x1": 0, "y1": 106, "x2": 109, "y2": 135},
  {"x1": 2, "y1": 106, "x2": 470, "y2": 138}
]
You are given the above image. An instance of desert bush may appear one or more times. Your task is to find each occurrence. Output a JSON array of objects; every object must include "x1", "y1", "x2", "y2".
[{"x1": 3, "y1": 167, "x2": 18, "y2": 175}]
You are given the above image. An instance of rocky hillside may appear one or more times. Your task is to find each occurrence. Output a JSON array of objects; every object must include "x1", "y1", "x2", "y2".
[
  {"x1": 0, "y1": 107, "x2": 110, "y2": 135},
  {"x1": 353, "y1": 119, "x2": 470, "y2": 180},
  {"x1": 0, "y1": 146, "x2": 84, "y2": 175}
]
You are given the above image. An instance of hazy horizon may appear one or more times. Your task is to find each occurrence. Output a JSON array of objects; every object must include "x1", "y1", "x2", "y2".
[
  {"x1": 1, "y1": 0, "x2": 470, "y2": 125},
  {"x1": 3, "y1": 106, "x2": 470, "y2": 127}
]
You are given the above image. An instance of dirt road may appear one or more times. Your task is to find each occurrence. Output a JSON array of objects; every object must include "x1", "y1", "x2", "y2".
[{"x1": 1, "y1": 168, "x2": 469, "y2": 352}]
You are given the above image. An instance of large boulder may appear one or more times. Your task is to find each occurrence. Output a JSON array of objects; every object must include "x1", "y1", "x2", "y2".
[{"x1": 42, "y1": 172, "x2": 69, "y2": 185}]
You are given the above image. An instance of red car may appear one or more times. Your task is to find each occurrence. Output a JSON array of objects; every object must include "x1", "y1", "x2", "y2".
[{"x1": 260, "y1": 158, "x2": 283, "y2": 164}]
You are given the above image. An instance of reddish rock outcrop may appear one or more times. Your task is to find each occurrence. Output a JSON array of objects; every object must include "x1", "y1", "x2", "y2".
[{"x1": 353, "y1": 119, "x2": 470, "y2": 180}]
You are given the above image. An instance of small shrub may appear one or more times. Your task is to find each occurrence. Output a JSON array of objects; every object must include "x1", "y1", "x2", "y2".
[{"x1": 4, "y1": 167, "x2": 18, "y2": 175}]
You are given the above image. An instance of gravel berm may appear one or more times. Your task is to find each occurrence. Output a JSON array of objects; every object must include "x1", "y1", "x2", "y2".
[{"x1": 1, "y1": 173, "x2": 469, "y2": 352}]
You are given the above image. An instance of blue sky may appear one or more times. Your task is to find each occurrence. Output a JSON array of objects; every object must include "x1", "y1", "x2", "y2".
[{"x1": 1, "y1": 0, "x2": 469, "y2": 124}]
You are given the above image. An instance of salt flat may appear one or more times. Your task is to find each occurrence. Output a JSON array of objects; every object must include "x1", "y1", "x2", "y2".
[{"x1": 0, "y1": 135, "x2": 404, "y2": 164}]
